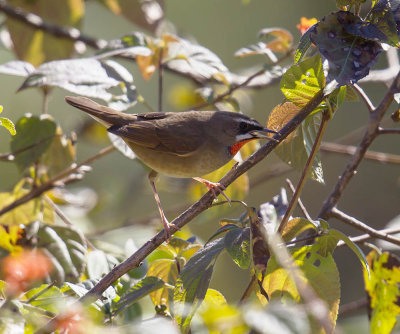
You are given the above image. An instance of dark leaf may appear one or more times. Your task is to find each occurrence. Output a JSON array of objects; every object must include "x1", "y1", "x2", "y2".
[
  {"x1": 37, "y1": 224, "x2": 87, "y2": 283},
  {"x1": 224, "y1": 227, "x2": 251, "y2": 269},
  {"x1": 173, "y1": 238, "x2": 225, "y2": 333},
  {"x1": 115, "y1": 277, "x2": 165, "y2": 315},
  {"x1": 310, "y1": 11, "x2": 382, "y2": 86}
]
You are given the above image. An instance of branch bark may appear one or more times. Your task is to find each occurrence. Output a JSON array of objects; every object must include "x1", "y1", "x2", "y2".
[{"x1": 318, "y1": 71, "x2": 400, "y2": 220}]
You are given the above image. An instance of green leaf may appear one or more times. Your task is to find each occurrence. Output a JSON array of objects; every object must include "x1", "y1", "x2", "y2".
[
  {"x1": 40, "y1": 126, "x2": 76, "y2": 177},
  {"x1": 10, "y1": 115, "x2": 57, "y2": 171},
  {"x1": 87, "y1": 250, "x2": 112, "y2": 280},
  {"x1": 328, "y1": 229, "x2": 370, "y2": 277},
  {"x1": 294, "y1": 28, "x2": 314, "y2": 64},
  {"x1": 114, "y1": 277, "x2": 165, "y2": 316},
  {"x1": 224, "y1": 227, "x2": 251, "y2": 269},
  {"x1": 0, "y1": 107, "x2": 16, "y2": 135},
  {"x1": 363, "y1": 250, "x2": 400, "y2": 334},
  {"x1": 310, "y1": 11, "x2": 382, "y2": 86},
  {"x1": 22, "y1": 284, "x2": 63, "y2": 314},
  {"x1": 147, "y1": 259, "x2": 178, "y2": 310},
  {"x1": 36, "y1": 224, "x2": 87, "y2": 283},
  {"x1": 268, "y1": 104, "x2": 324, "y2": 183},
  {"x1": 206, "y1": 223, "x2": 241, "y2": 244},
  {"x1": 262, "y1": 242, "x2": 340, "y2": 333},
  {"x1": 281, "y1": 218, "x2": 318, "y2": 243},
  {"x1": 173, "y1": 238, "x2": 225, "y2": 333},
  {"x1": 280, "y1": 54, "x2": 325, "y2": 107}
]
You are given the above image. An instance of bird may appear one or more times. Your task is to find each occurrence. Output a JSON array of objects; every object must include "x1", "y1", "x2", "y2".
[{"x1": 65, "y1": 96, "x2": 278, "y2": 238}]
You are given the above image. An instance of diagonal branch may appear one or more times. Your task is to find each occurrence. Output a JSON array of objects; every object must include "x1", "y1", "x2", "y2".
[{"x1": 319, "y1": 71, "x2": 400, "y2": 220}]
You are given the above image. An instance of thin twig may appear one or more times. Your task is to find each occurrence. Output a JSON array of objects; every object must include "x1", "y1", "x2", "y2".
[
  {"x1": 338, "y1": 226, "x2": 400, "y2": 246},
  {"x1": 319, "y1": 70, "x2": 400, "y2": 220},
  {"x1": 320, "y1": 142, "x2": 400, "y2": 164},
  {"x1": 331, "y1": 207, "x2": 400, "y2": 247},
  {"x1": 285, "y1": 178, "x2": 313, "y2": 222},
  {"x1": 238, "y1": 275, "x2": 257, "y2": 304},
  {"x1": 352, "y1": 84, "x2": 375, "y2": 112},
  {"x1": 278, "y1": 110, "x2": 330, "y2": 233},
  {"x1": 377, "y1": 127, "x2": 400, "y2": 135},
  {"x1": 192, "y1": 68, "x2": 266, "y2": 110},
  {"x1": 0, "y1": 145, "x2": 115, "y2": 218},
  {"x1": 338, "y1": 298, "x2": 368, "y2": 317},
  {"x1": 25, "y1": 281, "x2": 56, "y2": 304}
]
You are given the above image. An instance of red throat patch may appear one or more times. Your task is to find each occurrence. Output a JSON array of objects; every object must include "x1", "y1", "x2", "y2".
[{"x1": 229, "y1": 139, "x2": 253, "y2": 156}]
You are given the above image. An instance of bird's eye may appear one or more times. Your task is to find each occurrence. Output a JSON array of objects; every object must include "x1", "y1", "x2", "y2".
[{"x1": 239, "y1": 122, "x2": 249, "y2": 132}]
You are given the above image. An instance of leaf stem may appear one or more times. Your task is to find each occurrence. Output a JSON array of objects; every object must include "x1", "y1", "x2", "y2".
[{"x1": 278, "y1": 110, "x2": 330, "y2": 233}]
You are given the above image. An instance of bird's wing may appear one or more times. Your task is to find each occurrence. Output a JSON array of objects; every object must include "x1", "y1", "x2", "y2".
[{"x1": 108, "y1": 113, "x2": 205, "y2": 156}]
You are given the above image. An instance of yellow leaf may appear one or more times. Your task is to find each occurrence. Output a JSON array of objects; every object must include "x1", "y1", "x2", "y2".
[
  {"x1": 363, "y1": 251, "x2": 400, "y2": 334},
  {"x1": 0, "y1": 225, "x2": 22, "y2": 254}
]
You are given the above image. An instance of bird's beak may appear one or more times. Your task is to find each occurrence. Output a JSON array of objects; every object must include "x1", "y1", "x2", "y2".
[{"x1": 250, "y1": 128, "x2": 279, "y2": 141}]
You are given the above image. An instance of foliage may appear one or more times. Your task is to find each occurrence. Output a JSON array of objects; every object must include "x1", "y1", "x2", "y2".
[{"x1": 0, "y1": 0, "x2": 398, "y2": 333}]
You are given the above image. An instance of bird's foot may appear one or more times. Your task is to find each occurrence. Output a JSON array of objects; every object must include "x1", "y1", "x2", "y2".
[
  {"x1": 193, "y1": 177, "x2": 231, "y2": 204},
  {"x1": 160, "y1": 214, "x2": 179, "y2": 242}
]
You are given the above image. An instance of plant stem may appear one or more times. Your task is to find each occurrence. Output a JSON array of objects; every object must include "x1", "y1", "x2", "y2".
[{"x1": 278, "y1": 110, "x2": 330, "y2": 233}]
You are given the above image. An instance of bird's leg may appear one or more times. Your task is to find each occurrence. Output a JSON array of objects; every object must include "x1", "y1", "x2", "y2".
[
  {"x1": 148, "y1": 170, "x2": 177, "y2": 240},
  {"x1": 192, "y1": 177, "x2": 231, "y2": 204}
]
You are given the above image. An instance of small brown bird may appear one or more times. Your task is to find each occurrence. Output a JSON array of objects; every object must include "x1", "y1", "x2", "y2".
[{"x1": 65, "y1": 96, "x2": 277, "y2": 237}]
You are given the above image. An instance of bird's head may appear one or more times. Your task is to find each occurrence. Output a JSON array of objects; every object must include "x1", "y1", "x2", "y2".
[{"x1": 207, "y1": 111, "x2": 278, "y2": 156}]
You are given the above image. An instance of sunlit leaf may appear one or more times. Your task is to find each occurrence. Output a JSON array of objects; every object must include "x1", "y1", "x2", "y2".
[
  {"x1": 267, "y1": 103, "x2": 324, "y2": 183},
  {"x1": 363, "y1": 250, "x2": 400, "y2": 334},
  {"x1": 173, "y1": 238, "x2": 225, "y2": 333},
  {"x1": 0, "y1": 106, "x2": 16, "y2": 136},
  {"x1": 294, "y1": 28, "x2": 314, "y2": 64},
  {"x1": 258, "y1": 28, "x2": 293, "y2": 53},
  {"x1": 147, "y1": 259, "x2": 178, "y2": 310},
  {"x1": 10, "y1": 115, "x2": 57, "y2": 171},
  {"x1": 0, "y1": 60, "x2": 35, "y2": 77},
  {"x1": 310, "y1": 11, "x2": 382, "y2": 86},
  {"x1": 6, "y1": 0, "x2": 84, "y2": 66},
  {"x1": 18, "y1": 58, "x2": 137, "y2": 111},
  {"x1": 261, "y1": 241, "x2": 340, "y2": 334},
  {"x1": 281, "y1": 217, "x2": 318, "y2": 243},
  {"x1": 0, "y1": 180, "x2": 54, "y2": 225},
  {"x1": 280, "y1": 54, "x2": 325, "y2": 107},
  {"x1": 167, "y1": 36, "x2": 229, "y2": 83},
  {"x1": 0, "y1": 225, "x2": 23, "y2": 253}
]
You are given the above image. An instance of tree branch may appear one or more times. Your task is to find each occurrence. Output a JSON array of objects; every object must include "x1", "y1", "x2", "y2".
[
  {"x1": 0, "y1": 145, "x2": 115, "y2": 217},
  {"x1": 320, "y1": 142, "x2": 400, "y2": 164},
  {"x1": 318, "y1": 70, "x2": 400, "y2": 220},
  {"x1": 0, "y1": 0, "x2": 107, "y2": 49},
  {"x1": 331, "y1": 207, "x2": 400, "y2": 247}
]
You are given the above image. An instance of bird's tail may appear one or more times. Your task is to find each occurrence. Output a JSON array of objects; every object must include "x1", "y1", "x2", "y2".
[{"x1": 65, "y1": 96, "x2": 137, "y2": 127}]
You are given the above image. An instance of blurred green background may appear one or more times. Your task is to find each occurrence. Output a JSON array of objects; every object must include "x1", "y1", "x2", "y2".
[{"x1": 0, "y1": 1, "x2": 398, "y2": 332}]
